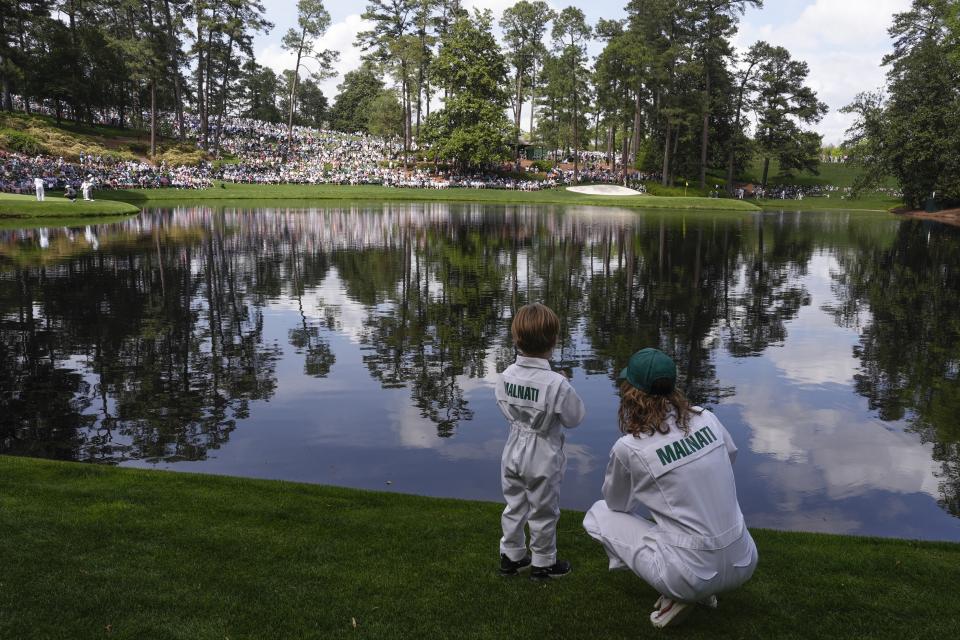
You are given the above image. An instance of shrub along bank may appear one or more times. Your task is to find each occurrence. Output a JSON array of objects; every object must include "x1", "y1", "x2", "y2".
[{"x1": 1, "y1": 455, "x2": 958, "y2": 640}]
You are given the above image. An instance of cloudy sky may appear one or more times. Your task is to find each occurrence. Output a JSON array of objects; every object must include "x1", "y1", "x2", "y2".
[{"x1": 254, "y1": 0, "x2": 912, "y2": 145}]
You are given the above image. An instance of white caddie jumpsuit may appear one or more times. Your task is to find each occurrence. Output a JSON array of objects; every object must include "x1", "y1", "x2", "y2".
[
  {"x1": 34, "y1": 178, "x2": 45, "y2": 201},
  {"x1": 496, "y1": 355, "x2": 585, "y2": 567},
  {"x1": 583, "y1": 408, "x2": 758, "y2": 603}
]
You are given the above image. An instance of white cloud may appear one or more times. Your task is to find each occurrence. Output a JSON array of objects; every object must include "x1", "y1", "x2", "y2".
[
  {"x1": 765, "y1": 253, "x2": 859, "y2": 387},
  {"x1": 256, "y1": 13, "x2": 374, "y2": 101},
  {"x1": 735, "y1": 0, "x2": 913, "y2": 144},
  {"x1": 735, "y1": 377, "x2": 941, "y2": 501}
]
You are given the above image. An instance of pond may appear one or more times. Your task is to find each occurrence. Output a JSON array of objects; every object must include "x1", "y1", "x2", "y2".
[{"x1": 1, "y1": 203, "x2": 959, "y2": 542}]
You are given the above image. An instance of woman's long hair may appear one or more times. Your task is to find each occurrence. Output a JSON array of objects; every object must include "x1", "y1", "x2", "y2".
[{"x1": 618, "y1": 381, "x2": 693, "y2": 437}]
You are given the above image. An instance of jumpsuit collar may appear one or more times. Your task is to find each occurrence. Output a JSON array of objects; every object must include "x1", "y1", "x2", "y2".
[{"x1": 515, "y1": 355, "x2": 551, "y2": 370}]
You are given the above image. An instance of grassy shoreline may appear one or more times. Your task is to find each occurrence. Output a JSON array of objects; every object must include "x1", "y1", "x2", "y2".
[
  {"x1": 1, "y1": 185, "x2": 907, "y2": 230},
  {"x1": 101, "y1": 183, "x2": 762, "y2": 212},
  {"x1": 0, "y1": 192, "x2": 140, "y2": 222},
  {"x1": 2, "y1": 455, "x2": 958, "y2": 640}
]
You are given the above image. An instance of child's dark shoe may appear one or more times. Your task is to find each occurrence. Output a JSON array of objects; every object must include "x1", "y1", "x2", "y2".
[
  {"x1": 530, "y1": 559, "x2": 572, "y2": 581},
  {"x1": 499, "y1": 553, "x2": 532, "y2": 576}
]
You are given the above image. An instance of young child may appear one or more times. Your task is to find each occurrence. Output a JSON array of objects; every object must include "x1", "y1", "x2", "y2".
[
  {"x1": 496, "y1": 303, "x2": 585, "y2": 580},
  {"x1": 583, "y1": 348, "x2": 758, "y2": 628}
]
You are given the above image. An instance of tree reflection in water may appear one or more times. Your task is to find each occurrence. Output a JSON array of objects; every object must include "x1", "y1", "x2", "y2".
[
  {"x1": 0, "y1": 218, "x2": 281, "y2": 463},
  {"x1": 828, "y1": 220, "x2": 960, "y2": 516},
  {"x1": 0, "y1": 204, "x2": 957, "y2": 521}
]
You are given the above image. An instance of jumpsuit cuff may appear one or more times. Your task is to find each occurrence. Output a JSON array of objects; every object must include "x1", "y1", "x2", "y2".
[
  {"x1": 499, "y1": 543, "x2": 529, "y2": 562},
  {"x1": 531, "y1": 551, "x2": 556, "y2": 567}
]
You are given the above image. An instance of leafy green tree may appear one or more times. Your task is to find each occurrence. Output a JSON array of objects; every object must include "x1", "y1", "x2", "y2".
[
  {"x1": 367, "y1": 89, "x2": 404, "y2": 137},
  {"x1": 295, "y1": 76, "x2": 328, "y2": 128},
  {"x1": 282, "y1": 0, "x2": 338, "y2": 146},
  {"x1": 550, "y1": 7, "x2": 592, "y2": 181},
  {"x1": 358, "y1": 0, "x2": 417, "y2": 164},
  {"x1": 753, "y1": 45, "x2": 827, "y2": 188},
  {"x1": 423, "y1": 9, "x2": 511, "y2": 171},
  {"x1": 328, "y1": 62, "x2": 385, "y2": 133},
  {"x1": 499, "y1": 0, "x2": 554, "y2": 165},
  {"x1": 692, "y1": 1, "x2": 761, "y2": 189},
  {"x1": 594, "y1": 18, "x2": 644, "y2": 176},
  {"x1": 724, "y1": 41, "x2": 768, "y2": 193},
  {"x1": 239, "y1": 60, "x2": 283, "y2": 122},
  {"x1": 843, "y1": 0, "x2": 960, "y2": 207}
]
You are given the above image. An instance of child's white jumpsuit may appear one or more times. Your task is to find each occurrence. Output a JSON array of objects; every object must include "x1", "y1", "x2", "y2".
[
  {"x1": 496, "y1": 355, "x2": 585, "y2": 567},
  {"x1": 583, "y1": 408, "x2": 758, "y2": 602}
]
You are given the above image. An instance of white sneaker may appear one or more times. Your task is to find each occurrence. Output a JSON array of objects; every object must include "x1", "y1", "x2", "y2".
[
  {"x1": 649, "y1": 597, "x2": 693, "y2": 628},
  {"x1": 655, "y1": 594, "x2": 716, "y2": 609}
]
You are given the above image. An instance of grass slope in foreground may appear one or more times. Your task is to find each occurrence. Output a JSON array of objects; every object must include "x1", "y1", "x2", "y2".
[
  {"x1": 101, "y1": 183, "x2": 760, "y2": 212},
  {"x1": 0, "y1": 192, "x2": 139, "y2": 223},
  {"x1": 2, "y1": 456, "x2": 958, "y2": 640}
]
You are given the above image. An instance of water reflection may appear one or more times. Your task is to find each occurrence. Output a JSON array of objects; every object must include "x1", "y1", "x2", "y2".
[{"x1": 0, "y1": 204, "x2": 958, "y2": 540}]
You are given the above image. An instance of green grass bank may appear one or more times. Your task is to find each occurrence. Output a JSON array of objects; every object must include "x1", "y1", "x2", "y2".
[
  {"x1": 2, "y1": 455, "x2": 958, "y2": 640},
  {"x1": 755, "y1": 194, "x2": 902, "y2": 212},
  {"x1": 101, "y1": 183, "x2": 761, "y2": 212},
  {"x1": 0, "y1": 192, "x2": 140, "y2": 224}
]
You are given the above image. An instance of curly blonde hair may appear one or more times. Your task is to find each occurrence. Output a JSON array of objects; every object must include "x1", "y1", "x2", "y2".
[{"x1": 618, "y1": 381, "x2": 694, "y2": 437}]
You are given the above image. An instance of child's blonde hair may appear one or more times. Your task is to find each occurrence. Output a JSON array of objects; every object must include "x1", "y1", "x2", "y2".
[
  {"x1": 511, "y1": 303, "x2": 559, "y2": 356},
  {"x1": 618, "y1": 381, "x2": 694, "y2": 437}
]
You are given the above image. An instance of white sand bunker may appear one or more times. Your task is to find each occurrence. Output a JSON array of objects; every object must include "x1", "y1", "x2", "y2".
[{"x1": 566, "y1": 184, "x2": 645, "y2": 196}]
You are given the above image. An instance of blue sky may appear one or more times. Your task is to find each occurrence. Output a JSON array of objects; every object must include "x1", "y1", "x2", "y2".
[{"x1": 254, "y1": 1, "x2": 912, "y2": 144}]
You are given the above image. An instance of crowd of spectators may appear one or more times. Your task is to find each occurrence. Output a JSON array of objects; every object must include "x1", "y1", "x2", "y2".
[
  {"x1": 1, "y1": 150, "x2": 214, "y2": 193},
  {"x1": 1, "y1": 104, "x2": 899, "y2": 199}
]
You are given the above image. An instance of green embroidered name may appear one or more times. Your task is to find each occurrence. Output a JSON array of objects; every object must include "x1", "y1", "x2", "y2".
[
  {"x1": 655, "y1": 426, "x2": 718, "y2": 467},
  {"x1": 504, "y1": 381, "x2": 540, "y2": 402}
]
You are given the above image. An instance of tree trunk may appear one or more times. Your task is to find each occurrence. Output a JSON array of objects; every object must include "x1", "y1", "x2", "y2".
[
  {"x1": 514, "y1": 64, "x2": 523, "y2": 166},
  {"x1": 621, "y1": 123, "x2": 630, "y2": 178},
  {"x1": 287, "y1": 29, "x2": 306, "y2": 152},
  {"x1": 203, "y1": 33, "x2": 214, "y2": 146},
  {"x1": 162, "y1": 0, "x2": 186, "y2": 140},
  {"x1": 726, "y1": 58, "x2": 759, "y2": 195},
  {"x1": 661, "y1": 124, "x2": 671, "y2": 187},
  {"x1": 762, "y1": 157, "x2": 770, "y2": 190},
  {"x1": 572, "y1": 82, "x2": 579, "y2": 182},
  {"x1": 631, "y1": 90, "x2": 642, "y2": 174},
  {"x1": 529, "y1": 61, "x2": 536, "y2": 140},
  {"x1": 150, "y1": 79, "x2": 157, "y2": 157},
  {"x1": 196, "y1": 17, "x2": 207, "y2": 150},
  {"x1": 215, "y1": 17, "x2": 238, "y2": 157},
  {"x1": 670, "y1": 125, "x2": 681, "y2": 184},
  {"x1": 699, "y1": 66, "x2": 711, "y2": 190},
  {"x1": 606, "y1": 125, "x2": 613, "y2": 169},
  {"x1": 401, "y1": 69, "x2": 411, "y2": 168},
  {"x1": 0, "y1": 73, "x2": 11, "y2": 111}
]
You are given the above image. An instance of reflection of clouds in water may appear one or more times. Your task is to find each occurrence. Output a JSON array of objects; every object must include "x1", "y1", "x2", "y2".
[
  {"x1": 731, "y1": 250, "x2": 942, "y2": 506},
  {"x1": 269, "y1": 267, "x2": 377, "y2": 344},
  {"x1": 387, "y1": 388, "x2": 597, "y2": 477},
  {"x1": 765, "y1": 253, "x2": 859, "y2": 386},
  {"x1": 737, "y1": 381, "x2": 941, "y2": 502}
]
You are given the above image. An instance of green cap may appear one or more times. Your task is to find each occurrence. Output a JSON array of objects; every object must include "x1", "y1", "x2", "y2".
[{"x1": 619, "y1": 348, "x2": 676, "y2": 395}]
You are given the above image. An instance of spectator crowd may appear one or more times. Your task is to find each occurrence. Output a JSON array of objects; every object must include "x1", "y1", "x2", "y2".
[{"x1": 1, "y1": 107, "x2": 898, "y2": 200}]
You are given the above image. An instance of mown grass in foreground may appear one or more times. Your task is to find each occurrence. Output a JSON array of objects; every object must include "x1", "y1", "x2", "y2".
[
  {"x1": 1, "y1": 456, "x2": 957, "y2": 640},
  {"x1": 100, "y1": 183, "x2": 761, "y2": 212}
]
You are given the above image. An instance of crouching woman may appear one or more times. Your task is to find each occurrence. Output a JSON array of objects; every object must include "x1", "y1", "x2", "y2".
[{"x1": 583, "y1": 348, "x2": 758, "y2": 629}]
